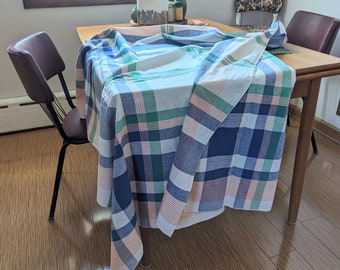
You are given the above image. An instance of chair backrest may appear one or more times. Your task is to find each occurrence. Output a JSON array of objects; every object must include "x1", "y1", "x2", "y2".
[
  {"x1": 7, "y1": 32, "x2": 75, "y2": 139},
  {"x1": 7, "y1": 32, "x2": 66, "y2": 103},
  {"x1": 234, "y1": 0, "x2": 283, "y2": 26},
  {"x1": 286, "y1": 11, "x2": 340, "y2": 54}
]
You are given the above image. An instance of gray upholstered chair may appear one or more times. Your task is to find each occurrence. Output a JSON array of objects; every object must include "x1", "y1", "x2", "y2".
[
  {"x1": 286, "y1": 11, "x2": 340, "y2": 154},
  {"x1": 7, "y1": 32, "x2": 89, "y2": 220},
  {"x1": 234, "y1": 0, "x2": 283, "y2": 32}
]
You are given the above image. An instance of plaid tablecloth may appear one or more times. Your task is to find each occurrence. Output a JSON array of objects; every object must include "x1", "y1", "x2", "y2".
[{"x1": 76, "y1": 22, "x2": 295, "y2": 270}]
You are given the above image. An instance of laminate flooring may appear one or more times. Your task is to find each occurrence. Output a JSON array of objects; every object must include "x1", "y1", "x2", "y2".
[{"x1": 0, "y1": 119, "x2": 339, "y2": 269}]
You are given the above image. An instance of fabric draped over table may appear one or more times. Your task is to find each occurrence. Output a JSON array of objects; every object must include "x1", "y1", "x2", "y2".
[{"x1": 76, "y1": 22, "x2": 295, "y2": 270}]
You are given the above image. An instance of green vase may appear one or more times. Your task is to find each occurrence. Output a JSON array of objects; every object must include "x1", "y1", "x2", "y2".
[
  {"x1": 180, "y1": 0, "x2": 187, "y2": 19},
  {"x1": 130, "y1": 5, "x2": 138, "y2": 24}
]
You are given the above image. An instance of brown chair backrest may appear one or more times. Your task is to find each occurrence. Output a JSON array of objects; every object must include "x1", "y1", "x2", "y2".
[
  {"x1": 7, "y1": 31, "x2": 78, "y2": 141},
  {"x1": 286, "y1": 11, "x2": 340, "y2": 54},
  {"x1": 7, "y1": 32, "x2": 66, "y2": 103}
]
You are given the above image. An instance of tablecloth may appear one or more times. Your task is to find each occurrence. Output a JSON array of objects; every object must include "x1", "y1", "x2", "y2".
[{"x1": 76, "y1": 22, "x2": 295, "y2": 270}]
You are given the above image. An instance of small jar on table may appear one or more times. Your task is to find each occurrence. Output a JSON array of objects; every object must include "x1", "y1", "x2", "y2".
[{"x1": 174, "y1": 0, "x2": 184, "y2": 22}]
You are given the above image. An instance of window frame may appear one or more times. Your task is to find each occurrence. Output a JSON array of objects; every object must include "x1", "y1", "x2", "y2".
[{"x1": 23, "y1": 0, "x2": 136, "y2": 9}]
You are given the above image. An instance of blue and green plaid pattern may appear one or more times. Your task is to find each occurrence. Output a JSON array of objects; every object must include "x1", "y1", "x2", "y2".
[{"x1": 76, "y1": 22, "x2": 295, "y2": 270}]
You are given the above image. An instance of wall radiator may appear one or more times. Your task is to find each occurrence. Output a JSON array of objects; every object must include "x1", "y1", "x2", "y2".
[{"x1": 0, "y1": 91, "x2": 75, "y2": 134}]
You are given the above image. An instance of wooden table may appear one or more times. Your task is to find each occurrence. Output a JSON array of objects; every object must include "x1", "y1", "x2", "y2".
[{"x1": 76, "y1": 18, "x2": 340, "y2": 225}]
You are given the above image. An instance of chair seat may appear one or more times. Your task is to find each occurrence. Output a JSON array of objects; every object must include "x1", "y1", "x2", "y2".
[{"x1": 62, "y1": 108, "x2": 87, "y2": 140}]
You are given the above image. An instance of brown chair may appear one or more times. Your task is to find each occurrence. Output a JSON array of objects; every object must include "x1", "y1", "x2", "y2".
[
  {"x1": 7, "y1": 32, "x2": 89, "y2": 220},
  {"x1": 234, "y1": 0, "x2": 283, "y2": 32},
  {"x1": 286, "y1": 11, "x2": 340, "y2": 154}
]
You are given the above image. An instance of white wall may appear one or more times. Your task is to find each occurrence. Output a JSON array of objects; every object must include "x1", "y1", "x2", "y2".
[
  {"x1": 0, "y1": 0, "x2": 234, "y2": 100},
  {"x1": 1, "y1": 0, "x2": 340, "y2": 129},
  {"x1": 0, "y1": 2, "x2": 135, "y2": 100}
]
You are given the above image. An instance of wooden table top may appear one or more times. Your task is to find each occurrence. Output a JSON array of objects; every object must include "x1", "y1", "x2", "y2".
[{"x1": 76, "y1": 18, "x2": 340, "y2": 80}]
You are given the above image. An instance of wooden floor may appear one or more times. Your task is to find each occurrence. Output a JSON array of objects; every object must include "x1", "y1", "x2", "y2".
[{"x1": 0, "y1": 119, "x2": 339, "y2": 270}]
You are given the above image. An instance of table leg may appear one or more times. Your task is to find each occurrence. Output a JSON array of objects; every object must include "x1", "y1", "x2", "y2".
[
  {"x1": 140, "y1": 227, "x2": 152, "y2": 268},
  {"x1": 288, "y1": 79, "x2": 321, "y2": 224}
]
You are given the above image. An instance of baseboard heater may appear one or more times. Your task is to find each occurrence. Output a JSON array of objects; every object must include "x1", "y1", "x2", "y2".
[{"x1": 0, "y1": 91, "x2": 75, "y2": 135}]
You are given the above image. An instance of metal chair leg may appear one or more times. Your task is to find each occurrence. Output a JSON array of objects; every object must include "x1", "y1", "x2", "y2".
[
  {"x1": 311, "y1": 131, "x2": 318, "y2": 154},
  {"x1": 300, "y1": 97, "x2": 318, "y2": 154},
  {"x1": 48, "y1": 141, "x2": 69, "y2": 221}
]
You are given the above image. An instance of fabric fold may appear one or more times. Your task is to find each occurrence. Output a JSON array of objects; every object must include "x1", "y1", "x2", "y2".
[
  {"x1": 156, "y1": 23, "x2": 283, "y2": 236},
  {"x1": 75, "y1": 21, "x2": 295, "y2": 269}
]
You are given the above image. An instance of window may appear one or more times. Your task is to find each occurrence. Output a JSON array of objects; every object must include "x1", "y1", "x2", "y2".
[{"x1": 23, "y1": 0, "x2": 136, "y2": 9}]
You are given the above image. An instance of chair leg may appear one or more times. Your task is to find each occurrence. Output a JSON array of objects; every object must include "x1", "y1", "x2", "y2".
[
  {"x1": 299, "y1": 97, "x2": 318, "y2": 154},
  {"x1": 311, "y1": 131, "x2": 318, "y2": 154},
  {"x1": 49, "y1": 141, "x2": 69, "y2": 221},
  {"x1": 140, "y1": 227, "x2": 152, "y2": 268}
]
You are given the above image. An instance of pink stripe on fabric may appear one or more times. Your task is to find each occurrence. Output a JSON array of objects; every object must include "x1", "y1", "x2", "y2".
[
  {"x1": 110, "y1": 229, "x2": 143, "y2": 270},
  {"x1": 158, "y1": 191, "x2": 187, "y2": 226},
  {"x1": 190, "y1": 93, "x2": 226, "y2": 122}
]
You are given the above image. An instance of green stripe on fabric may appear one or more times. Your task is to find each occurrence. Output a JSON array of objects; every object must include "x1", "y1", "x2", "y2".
[
  {"x1": 220, "y1": 55, "x2": 238, "y2": 65},
  {"x1": 120, "y1": 54, "x2": 137, "y2": 65},
  {"x1": 231, "y1": 60, "x2": 256, "y2": 70},
  {"x1": 88, "y1": 114, "x2": 98, "y2": 143},
  {"x1": 181, "y1": 45, "x2": 209, "y2": 59},
  {"x1": 126, "y1": 65, "x2": 197, "y2": 81},
  {"x1": 115, "y1": 107, "x2": 187, "y2": 134},
  {"x1": 194, "y1": 84, "x2": 234, "y2": 114},
  {"x1": 254, "y1": 35, "x2": 268, "y2": 47},
  {"x1": 264, "y1": 132, "x2": 282, "y2": 159},
  {"x1": 273, "y1": 86, "x2": 292, "y2": 98},
  {"x1": 275, "y1": 105, "x2": 289, "y2": 119},
  {"x1": 268, "y1": 47, "x2": 291, "y2": 55},
  {"x1": 223, "y1": 31, "x2": 246, "y2": 37},
  {"x1": 137, "y1": 81, "x2": 165, "y2": 187},
  {"x1": 205, "y1": 52, "x2": 220, "y2": 64},
  {"x1": 248, "y1": 84, "x2": 292, "y2": 99},
  {"x1": 130, "y1": 107, "x2": 186, "y2": 124},
  {"x1": 128, "y1": 62, "x2": 137, "y2": 72},
  {"x1": 102, "y1": 28, "x2": 117, "y2": 41},
  {"x1": 137, "y1": 82, "x2": 157, "y2": 113},
  {"x1": 250, "y1": 181, "x2": 266, "y2": 209},
  {"x1": 161, "y1": 24, "x2": 175, "y2": 34},
  {"x1": 88, "y1": 95, "x2": 100, "y2": 143}
]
